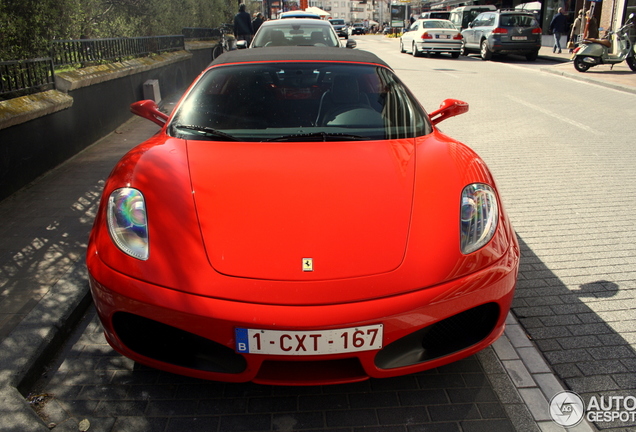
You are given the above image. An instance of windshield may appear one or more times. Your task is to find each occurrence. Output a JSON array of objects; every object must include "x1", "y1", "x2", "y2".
[
  {"x1": 170, "y1": 63, "x2": 430, "y2": 142},
  {"x1": 500, "y1": 14, "x2": 538, "y2": 27},
  {"x1": 422, "y1": 20, "x2": 456, "y2": 29},
  {"x1": 330, "y1": 19, "x2": 345, "y2": 25},
  {"x1": 252, "y1": 23, "x2": 339, "y2": 47}
]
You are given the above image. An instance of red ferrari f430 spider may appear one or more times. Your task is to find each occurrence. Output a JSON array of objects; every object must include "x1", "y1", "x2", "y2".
[{"x1": 87, "y1": 47, "x2": 519, "y2": 385}]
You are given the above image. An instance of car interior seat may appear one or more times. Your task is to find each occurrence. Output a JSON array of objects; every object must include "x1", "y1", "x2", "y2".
[
  {"x1": 310, "y1": 31, "x2": 327, "y2": 46},
  {"x1": 315, "y1": 75, "x2": 374, "y2": 126},
  {"x1": 266, "y1": 30, "x2": 289, "y2": 46}
]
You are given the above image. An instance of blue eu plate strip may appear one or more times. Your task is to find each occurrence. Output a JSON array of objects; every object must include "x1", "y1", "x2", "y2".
[{"x1": 235, "y1": 328, "x2": 249, "y2": 353}]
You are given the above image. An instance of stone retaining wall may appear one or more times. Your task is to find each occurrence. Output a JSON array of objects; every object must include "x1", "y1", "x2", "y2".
[{"x1": 0, "y1": 43, "x2": 214, "y2": 202}]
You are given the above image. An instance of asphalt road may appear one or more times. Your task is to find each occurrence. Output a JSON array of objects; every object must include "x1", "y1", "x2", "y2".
[{"x1": 4, "y1": 35, "x2": 635, "y2": 431}]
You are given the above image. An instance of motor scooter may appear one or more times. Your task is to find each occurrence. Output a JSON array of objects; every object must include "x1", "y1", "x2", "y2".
[{"x1": 572, "y1": 13, "x2": 636, "y2": 72}]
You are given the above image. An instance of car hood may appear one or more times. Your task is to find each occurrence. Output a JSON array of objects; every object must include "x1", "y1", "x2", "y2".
[{"x1": 187, "y1": 140, "x2": 415, "y2": 281}]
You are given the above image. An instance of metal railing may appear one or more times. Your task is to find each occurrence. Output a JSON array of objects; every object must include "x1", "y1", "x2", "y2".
[
  {"x1": 0, "y1": 58, "x2": 56, "y2": 100},
  {"x1": 1, "y1": 35, "x2": 189, "y2": 99},
  {"x1": 182, "y1": 27, "x2": 222, "y2": 40},
  {"x1": 51, "y1": 35, "x2": 185, "y2": 67}
]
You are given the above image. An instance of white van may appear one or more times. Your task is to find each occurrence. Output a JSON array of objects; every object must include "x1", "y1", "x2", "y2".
[{"x1": 449, "y1": 5, "x2": 497, "y2": 30}]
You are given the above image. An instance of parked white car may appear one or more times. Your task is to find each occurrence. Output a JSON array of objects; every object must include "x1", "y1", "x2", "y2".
[
  {"x1": 400, "y1": 19, "x2": 463, "y2": 58},
  {"x1": 236, "y1": 19, "x2": 356, "y2": 49}
]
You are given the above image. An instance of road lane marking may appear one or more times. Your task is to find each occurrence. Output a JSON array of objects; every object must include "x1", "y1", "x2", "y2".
[{"x1": 506, "y1": 95, "x2": 601, "y2": 135}]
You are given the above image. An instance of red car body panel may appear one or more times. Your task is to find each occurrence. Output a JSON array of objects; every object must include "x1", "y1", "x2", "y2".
[
  {"x1": 91, "y1": 132, "x2": 511, "y2": 305},
  {"x1": 88, "y1": 242, "x2": 517, "y2": 385},
  {"x1": 189, "y1": 139, "x2": 415, "y2": 281}
]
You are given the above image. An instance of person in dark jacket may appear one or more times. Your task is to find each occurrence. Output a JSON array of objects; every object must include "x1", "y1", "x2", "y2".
[
  {"x1": 252, "y1": 12, "x2": 264, "y2": 34},
  {"x1": 234, "y1": 4, "x2": 254, "y2": 44},
  {"x1": 549, "y1": 7, "x2": 568, "y2": 53}
]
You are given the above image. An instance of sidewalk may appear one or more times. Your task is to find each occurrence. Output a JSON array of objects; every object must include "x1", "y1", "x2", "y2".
[
  {"x1": 0, "y1": 109, "x2": 170, "y2": 430},
  {"x1": 537, "y1": 45, "x2": 636, "y2": 94},
  {"x1": 0, "y1": 53, "x2": 633, "y2": 430}
]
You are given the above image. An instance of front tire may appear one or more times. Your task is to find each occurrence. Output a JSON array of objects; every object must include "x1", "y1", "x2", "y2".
[
  {"x1": 451, "y1": 51, "x2": 460, "y2": 58},
  {"x1": 626, "y1": 56, "x2": 636, "y2": 72},
  {"x1": 573, "y1": 56, "x2": 591, "y2": 72},
  {"x1": 480, "y1": 40, "x2": 492, "y2": 60}
]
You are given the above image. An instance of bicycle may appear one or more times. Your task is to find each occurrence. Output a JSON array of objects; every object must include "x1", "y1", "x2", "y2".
[{"x1": 212, "y1": 24, "x2": 232, "y2": 60}]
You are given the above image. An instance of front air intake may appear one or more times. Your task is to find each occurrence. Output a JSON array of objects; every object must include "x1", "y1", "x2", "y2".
[
  {"x1": 375, "y1": 303, "x2": 500, "y2": 369},
  {"x1": 112, "y1": 312, "x2": 246, "y2": 374}
]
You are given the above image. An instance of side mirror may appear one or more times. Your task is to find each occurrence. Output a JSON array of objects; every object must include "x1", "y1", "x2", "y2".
[
  {"x1": 236, "y1": 40, "x2": 248, "y2": 49},
  {"x1": 130, "y1": 100, "x2": 169, "y2": 127},
  {"x1": 346, "y1": 39, "x2": 357, "y2": 49},
  {"x1": 429, "y1": 99, "x2": 469, "y2": 125}
]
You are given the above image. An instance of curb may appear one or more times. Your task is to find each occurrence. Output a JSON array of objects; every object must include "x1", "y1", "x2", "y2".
[
  {"x1": 540, "y1": 65, "x2": 636, "y2": 95},
  {"x1": 483, "y1": 313, "x2": 597, "y2": 432},
  {"x1": 0, "y1": 262, "x2": 91, "y2": 432}
]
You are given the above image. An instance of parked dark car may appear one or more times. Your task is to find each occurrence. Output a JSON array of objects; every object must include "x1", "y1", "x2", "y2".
[
  {"x1": 460, "y1": 10, "x2": 541, "y2": 60},
  {"x1": 329, "y1": 18, "x2": 349, "y2": 38},
  {"x1": 350, "y1": 23, "x2": 367, "y2": 35}
]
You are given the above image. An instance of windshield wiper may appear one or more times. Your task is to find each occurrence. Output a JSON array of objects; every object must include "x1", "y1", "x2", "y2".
[
  {"x1": 264, "y1": 132, "x2": 366, "y2": 142},
  {"x1": 171, "y1": 124, "x2": 239, "y2": 141}
]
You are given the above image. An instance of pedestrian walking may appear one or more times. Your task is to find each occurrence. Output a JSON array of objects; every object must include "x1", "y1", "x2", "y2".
[
  {"x1": 549, "y1": 7, "x2": 568, "y2": 53},
  {"x1": 569, "y1": 9, "x2": 585, "y2": 52},
  {"x1": 234, "y1": 4, "x2": 254, "y2": 44},
  {"x1": 252, "y1": 12, "x2": 264, "y2": 35}
]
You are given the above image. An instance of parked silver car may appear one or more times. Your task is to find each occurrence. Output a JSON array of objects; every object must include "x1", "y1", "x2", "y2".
[{"x1": 460, "y1": 10, "x2": 541, "y2": 61}]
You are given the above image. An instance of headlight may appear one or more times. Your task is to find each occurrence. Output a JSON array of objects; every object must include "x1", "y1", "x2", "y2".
[
  {"x1": 460, "y1": 184, "x2": 498, "y2": 254},
  {"x1": 107, "y1": 188, "x2": 149, "y2": 260}
]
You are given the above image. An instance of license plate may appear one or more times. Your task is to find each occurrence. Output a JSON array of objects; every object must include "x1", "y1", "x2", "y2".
[
  {"x1": 235, "y1": 324, "x2": 383, "y2": 355},
  {"x1": 436, "y1": 35, "x2": 450, "y2": 39},
  {"x1": 512, "y1": 36, "x2": 527, "y2": 40}
]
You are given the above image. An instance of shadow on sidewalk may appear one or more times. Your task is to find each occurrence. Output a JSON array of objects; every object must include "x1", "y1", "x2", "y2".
[
  {"x1": 0, "y1": 117, "x2": 162, "y2": 343},
  {"x1": 513, "y1": 235, "x2": 636, "y2": 430}
]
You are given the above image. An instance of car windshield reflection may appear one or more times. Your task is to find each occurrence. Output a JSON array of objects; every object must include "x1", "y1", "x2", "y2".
[{"x1": 170, "y1": 63, "x2": 430, "y2": 142}]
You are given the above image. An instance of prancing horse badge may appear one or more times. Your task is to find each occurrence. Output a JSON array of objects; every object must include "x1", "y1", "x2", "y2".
[{"x1": 302, "y1": 258, "x2": 313, "y2": 272}]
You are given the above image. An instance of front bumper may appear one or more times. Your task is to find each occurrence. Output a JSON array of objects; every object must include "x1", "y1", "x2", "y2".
[{"x1": 88, "y1": 245, "x2": 518, "y2": 385}]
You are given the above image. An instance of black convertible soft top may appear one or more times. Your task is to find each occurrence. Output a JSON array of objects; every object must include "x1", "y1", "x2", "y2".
[{"x1": 210, "y1": 46, "x2": 391, "y2": 69}]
